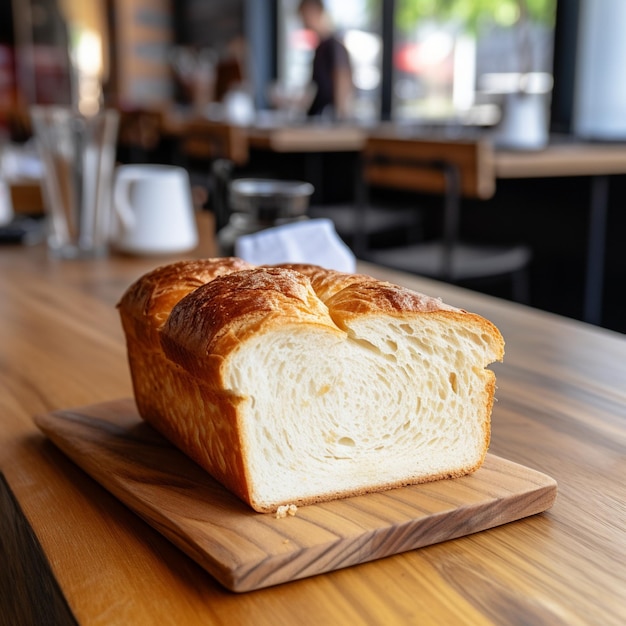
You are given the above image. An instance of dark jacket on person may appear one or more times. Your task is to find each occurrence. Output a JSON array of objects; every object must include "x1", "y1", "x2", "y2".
[{"x1": 307, "y1": 35, "x2": 351, "y2": 117}]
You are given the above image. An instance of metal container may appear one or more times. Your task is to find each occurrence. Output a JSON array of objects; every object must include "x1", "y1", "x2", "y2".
[
  {"x1": 230, "y1": 178, "x2": 314, "y2": 222},
  {"x1": 218, "y1": 178, "x2": 314, "y2": 255}
]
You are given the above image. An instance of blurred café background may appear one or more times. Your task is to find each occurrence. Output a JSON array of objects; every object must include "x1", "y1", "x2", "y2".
[{"x1": 1, "y1": 0, "x2": 625, "y2": 333}]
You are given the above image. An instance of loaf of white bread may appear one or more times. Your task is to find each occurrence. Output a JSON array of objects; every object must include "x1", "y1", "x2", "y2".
[{"x1": 118, "y1": 258, "x2": 504, "y2": 513}]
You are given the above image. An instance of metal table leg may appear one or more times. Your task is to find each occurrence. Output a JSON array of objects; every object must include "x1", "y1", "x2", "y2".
[{"x1": 584, "y1": 175, "x2": 609, "y2": 325}]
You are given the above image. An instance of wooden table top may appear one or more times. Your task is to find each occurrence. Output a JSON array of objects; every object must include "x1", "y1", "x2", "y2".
[
  {"x1": 371, "y1": 125, "x2": 626, "y2": 181},
  {"x1": 1, "y1": 215, "x2": 625, "y2": 625},
  {"x1": 163, "y1": 108, "x2": 367, "y2": 154},
  {"x1": 494, "y1": 140, "x2": 626, "y2": 179},
  {"x1": 246, "y1": 123, "x2": 367, "y2": 153}
]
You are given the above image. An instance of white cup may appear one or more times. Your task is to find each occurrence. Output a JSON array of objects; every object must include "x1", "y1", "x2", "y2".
[{"x1": 112, "y1": 164, "x2": 198, "y2": 255}]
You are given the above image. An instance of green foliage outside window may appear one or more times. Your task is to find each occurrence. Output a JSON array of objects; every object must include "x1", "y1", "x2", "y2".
[{"x1": 396, "y1": 0, "x2": 556, "y2": 34}]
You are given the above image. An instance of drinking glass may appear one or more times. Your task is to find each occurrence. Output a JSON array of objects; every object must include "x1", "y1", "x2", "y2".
[{"x1": 30, "y1": 106, "x2": 119, "y2": 258}]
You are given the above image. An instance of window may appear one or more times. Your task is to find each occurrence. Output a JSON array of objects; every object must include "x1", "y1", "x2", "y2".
[{"x1": 393, "y1": 0, "x2": 556, "y2": 122}]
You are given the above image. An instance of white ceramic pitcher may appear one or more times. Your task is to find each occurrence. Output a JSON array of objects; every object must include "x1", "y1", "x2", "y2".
[{"x1": 112, "y1": 164, "x2": 198, "y2": 255}]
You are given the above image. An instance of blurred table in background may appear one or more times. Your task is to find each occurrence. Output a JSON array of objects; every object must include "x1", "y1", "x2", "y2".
[
  {"x1": 10, "y1": 105, "x2": 626, "y2": 325},
  {"x1": 493, "y1": 140, "x2": 626, "y2": 325},
  {"x1": 368, "y1": 127, "x2": 626, "y2": 325}
]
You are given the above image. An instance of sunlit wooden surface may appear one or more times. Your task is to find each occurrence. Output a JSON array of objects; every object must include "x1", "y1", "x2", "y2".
[
  {"x1": 494, "y1": 141, "x2": 626, "y2": 178},
  {"x1": 34, "y1": 400, "x2": 556, "y2": 593},
  {"x1": 246, "y1": 124, "x2": 366, "y2": 153},
  {"x1": 1, "y1": 211, "x2": 625, "y2": 625}
]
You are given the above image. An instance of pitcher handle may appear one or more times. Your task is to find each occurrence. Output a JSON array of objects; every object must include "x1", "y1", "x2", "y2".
[{"x1": 113, "y1": 170, "x2": 136, "y2": 230}]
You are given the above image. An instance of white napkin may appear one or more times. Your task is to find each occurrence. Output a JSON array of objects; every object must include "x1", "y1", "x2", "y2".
[
  {"x1": 234, "y1": 218, "x2": 356, "y2": 273},
  {"x1": 1, "y1": 144, "x2": 44, "y2": 180}
]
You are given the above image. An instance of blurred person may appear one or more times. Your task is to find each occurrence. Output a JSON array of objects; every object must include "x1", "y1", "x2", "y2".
[
  {"x1": 298, "y1": 0, "x2": 354, "y2": 119},
  {"x1": 215, "y1": 35, "x2": 247, "y2": 102}
]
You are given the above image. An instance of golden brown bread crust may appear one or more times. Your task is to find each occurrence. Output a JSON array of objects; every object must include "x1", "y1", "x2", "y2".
[
  {"x1": 117, "y1": 258, "x2": 257, "y2": 501},
  {"x1": 118, "y1": 259, "x2": 504, "y2": 513},
  {"x1": 270, "y1": 263, "x2": 374, "y2": 300},
  {"x1": 119, "y1": 257, "x2": 254, "y2": 329}
]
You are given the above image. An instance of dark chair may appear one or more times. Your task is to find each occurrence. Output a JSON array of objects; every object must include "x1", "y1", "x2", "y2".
[
  {"x1": 307, "y1": 146, "x2": 423, "y2": 254},
  {"x1": 308, "y1": 198, "x2": 423, "y2": 254},
  {"x1": 358, "y1": 135, "x2": 532, "y2": 302}
]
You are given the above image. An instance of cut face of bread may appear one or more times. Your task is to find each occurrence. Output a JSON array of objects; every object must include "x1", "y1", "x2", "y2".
[
  {"x1": 156, "y1": 266, "x2": 504, "y2": 513},
  {"x1": 222, "y1": 315, "x2": 496, "y2": 509}
]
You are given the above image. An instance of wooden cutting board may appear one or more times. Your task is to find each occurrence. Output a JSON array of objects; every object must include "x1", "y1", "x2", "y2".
[{"x1": 35, "y1": 399, "x2": 557, "y2": 593}]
